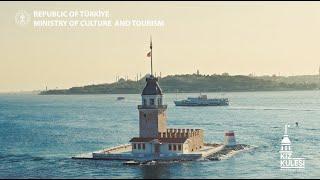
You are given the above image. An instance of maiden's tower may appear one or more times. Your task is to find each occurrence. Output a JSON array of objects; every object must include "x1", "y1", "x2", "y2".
[
  {"x1": 73, "y1": 38, "x2": 249, "y2": 162},
  {"x1": 130, "y1": 38, "x2": 204, "y2": 158}
]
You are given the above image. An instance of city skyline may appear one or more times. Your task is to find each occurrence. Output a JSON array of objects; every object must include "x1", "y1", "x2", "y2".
[{"x1": 1, "y1": 2, "x2": 320, "y2": 92}]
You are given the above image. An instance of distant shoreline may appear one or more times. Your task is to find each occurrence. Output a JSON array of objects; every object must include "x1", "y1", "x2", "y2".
[
  {"x1": 1, "y1": 89, "x2": 319, "y2": 96},
  {"x1": 39, "y1": 74, "x2": 320, "y2": 95}
]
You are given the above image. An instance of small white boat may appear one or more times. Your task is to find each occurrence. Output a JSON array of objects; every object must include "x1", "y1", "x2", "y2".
[
  {"x1": 117, "y1": 97, "x2": 125, "y2": 100},
  {"x1": 123, "y1": 160, "x2": 140, "y2": 165},
  {"x1": 145, "y1": 160, "x2": 157, "y2": 165}
]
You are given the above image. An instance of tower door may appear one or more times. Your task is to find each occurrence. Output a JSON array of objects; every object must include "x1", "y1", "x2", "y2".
[{"x1": 154, "y1": 144, "x2": 160, "y2": 154}]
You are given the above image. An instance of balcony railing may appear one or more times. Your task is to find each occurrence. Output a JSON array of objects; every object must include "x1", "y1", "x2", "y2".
[{"x1": 138, "y1": 105, "x2": 167, "y2": 109}]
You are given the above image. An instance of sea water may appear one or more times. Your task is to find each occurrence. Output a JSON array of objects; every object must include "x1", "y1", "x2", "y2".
[{"x1": 0, "y1": 91, "x2": 319, "y2": 178}]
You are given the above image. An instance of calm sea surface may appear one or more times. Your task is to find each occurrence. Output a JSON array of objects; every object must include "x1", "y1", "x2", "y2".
[{"x1": 0, "y1": 91, "x2": 319, "y2": 178}]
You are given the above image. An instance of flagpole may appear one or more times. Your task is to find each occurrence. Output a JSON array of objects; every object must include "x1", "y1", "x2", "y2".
[{"x1": 150, "y1": 36, "x2": 153, "y2": 76}]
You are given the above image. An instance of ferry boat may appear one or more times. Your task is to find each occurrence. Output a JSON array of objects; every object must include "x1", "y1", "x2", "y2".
[{"x1": 174, "y1": 94, "x2": 229, "y2": 106}]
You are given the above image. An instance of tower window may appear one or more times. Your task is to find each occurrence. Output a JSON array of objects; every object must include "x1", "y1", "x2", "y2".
[
  {"x1": 143, "y1": 99, "x2": 147, "y2": 106},
  {"x1": 138, "y1": 144, "x2": 141, "y2": 150},
  {"x1": 150, "y1": 98, "x2": 155, "y2": 105},
  {"x1": 142, "y1": 143, "x2": 145, "y2": 150},
  {"x1": 158, "y1": 98, "x2": 162, "y2": 105},
  {"x1": 173, "y1": 144, "x2": 177, "y2": 151},
  {"x1": 168, "y1": 144, "x2": 172, "y2": 150},
  {"x1": 133, "y1": 144, "x2": 136, "y2": 149},
  {"x1": 178, "y1": 144, "x2": 182, "y2": 151}
]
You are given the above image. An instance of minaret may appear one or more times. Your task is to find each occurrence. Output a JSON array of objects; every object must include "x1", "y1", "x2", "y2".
[{"x1": 138, "y1": 39, "x2": 167, "y2": 138}]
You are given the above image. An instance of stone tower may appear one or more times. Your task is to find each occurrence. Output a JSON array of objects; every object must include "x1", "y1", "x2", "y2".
[{"x1": 138, "y1": 75, "x2": 167, "y2": 138}]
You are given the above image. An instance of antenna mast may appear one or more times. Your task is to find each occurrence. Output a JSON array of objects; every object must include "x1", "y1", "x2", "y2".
[{"x1": 150, "y1": 36, "x2": 153, "y2": 76}]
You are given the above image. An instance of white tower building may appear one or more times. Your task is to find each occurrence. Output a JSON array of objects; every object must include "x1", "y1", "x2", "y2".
[{"x1": 280, "y1": 125, "x2": 292, "y2": 160}]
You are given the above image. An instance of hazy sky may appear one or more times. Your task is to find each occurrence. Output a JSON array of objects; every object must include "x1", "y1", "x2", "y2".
[{"x1": 1, "y1": 2, "x2": 320, "y2": 92}]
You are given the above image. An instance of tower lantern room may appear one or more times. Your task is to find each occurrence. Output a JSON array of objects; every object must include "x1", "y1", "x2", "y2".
[{"x1": 141, "y1": 75, "x2": 163, "y2": 107}]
